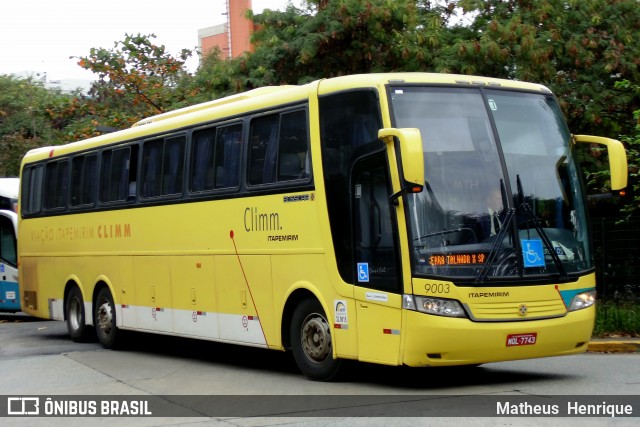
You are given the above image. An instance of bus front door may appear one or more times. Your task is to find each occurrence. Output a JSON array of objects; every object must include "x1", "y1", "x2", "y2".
[{"x1": 352, "y1": 152, "x2": 403, "y2": 365}]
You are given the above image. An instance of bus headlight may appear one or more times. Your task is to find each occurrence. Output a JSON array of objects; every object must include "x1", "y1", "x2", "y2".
[
  {"x1": 403, "y1": 295, "x2": 466, "y2": 318},
  {"x1": 568, "y1": 290, "x2": 596, "y2": 311}
]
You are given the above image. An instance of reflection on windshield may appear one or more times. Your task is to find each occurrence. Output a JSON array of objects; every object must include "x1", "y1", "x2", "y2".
[{"x1": 391, "y1": 86, "x2": 592, "y2": 282}]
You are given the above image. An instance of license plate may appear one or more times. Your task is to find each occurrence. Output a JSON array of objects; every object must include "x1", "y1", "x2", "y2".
[{"x1": 506, "y1": 333, "x2": 537, "y2": 347}]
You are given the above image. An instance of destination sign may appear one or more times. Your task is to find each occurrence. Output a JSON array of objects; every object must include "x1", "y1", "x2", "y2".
[{"x1": 429, "y1": 253, "x2": 486, "y2": 266}]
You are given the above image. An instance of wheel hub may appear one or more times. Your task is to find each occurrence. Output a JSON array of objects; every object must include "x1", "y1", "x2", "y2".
[
  {"x1": 301, "y1": 315, "x2": 331, "y2": 363},
  {"x1": 97, "y1": 302, "x2": 113, "y2": 334},
  {"x1": 69, "y1": 298, "x2": 81, "y2": 330}
]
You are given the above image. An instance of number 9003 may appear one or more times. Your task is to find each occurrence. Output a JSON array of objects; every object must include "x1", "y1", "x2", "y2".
[{"x1": 424, "y1": 283, "x2": 450, "y2": 294}]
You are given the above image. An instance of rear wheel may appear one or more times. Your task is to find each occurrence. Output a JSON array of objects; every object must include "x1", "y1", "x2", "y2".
[
  {"x1": 65, "y1": 286, "x2": 91, "y2": 342},
  {"x1": 290, "y1": 299, "x2": 342, "y2": 381},
  {"x1": 94, "y1": 287, "x2": 119, "y2": 349}
]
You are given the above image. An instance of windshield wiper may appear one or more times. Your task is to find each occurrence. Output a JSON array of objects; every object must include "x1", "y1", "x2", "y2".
[
  {"x1": 475, "y1": 176, "x2": 569, "y2": 283},
  {"x1": 475, "y1": 180, "x2": 517, "y2": 283},
  {"x1": 475, "y1": 206, "x2": 516, "y2": 284},
  {"x1": 516, "y1": 175, "x2": 568, "y2": 280}
]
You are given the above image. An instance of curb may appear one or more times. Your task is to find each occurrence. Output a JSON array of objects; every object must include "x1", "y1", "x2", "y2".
[{"x1": 587, "y1": 340, "x2": 640, "y2": 353}]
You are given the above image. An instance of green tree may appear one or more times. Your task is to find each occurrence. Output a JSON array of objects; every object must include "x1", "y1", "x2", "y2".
[
  {"x1": 447, "y1": 0, "x2": 640, "y2": 137},
  {"x1": 194, "y1": 0, "x2": 446, "y2": 93},
  {"x1": 0, "y1": 75, "x2": 69, "y2": 176},
  {"x1": 614, "y1": 80, "x2": 640, "y2": 218},
  {"x1": 74, "y1": 33, "x2": 195, "y2": 128},
  {"x1": 185, "y1": 46, "x2": 242, "y2": 103}
]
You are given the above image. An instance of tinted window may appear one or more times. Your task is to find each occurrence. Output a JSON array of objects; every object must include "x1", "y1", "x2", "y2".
[
  {"x1": 44, "y1": 160, "x2": 69, "y2": 210},
  {"x1": 248, "y1": 110, "x2": 310, "y2": 186},
  {"x1": 319, "y1": 90, "x2": 382, "y2": 282},
  {"x1": 191, "y1": 124, "x2": 243, "y2": 192},
  {"x1": 21, "y1": 165, "x2": 43, "y2": 215},
  {"x1": 100, "y1": 146, "x2": 135, "y2": 203},
  {"x1": 0, "y1": 215, "x2": 16, "y2": 266},
  {"x1": 71, "y1": 154, "x2": 98, "y2": 207},
  {"x1": 142, "y1": 136, "x2": 185, "y2": 198}
]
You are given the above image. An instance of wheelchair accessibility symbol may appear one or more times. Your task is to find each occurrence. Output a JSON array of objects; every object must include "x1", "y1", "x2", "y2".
[
  {"x1": 522, "y1": 239, "x2": 545, "y2": 268},
  {"x1": 357, "y1": 262, "x2": 369, "y2": 283}
]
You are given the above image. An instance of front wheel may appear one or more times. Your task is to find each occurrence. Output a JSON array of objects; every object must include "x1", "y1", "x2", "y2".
[
  {"x1": 65, "y1": 286, "x2": 92, "y2": 342},
  {"x1": 290, "y1": 299, "x2": 342, "y2": 381},
  {"x1": 94, "y1": 287, "x2": 119, "y2": 349}
]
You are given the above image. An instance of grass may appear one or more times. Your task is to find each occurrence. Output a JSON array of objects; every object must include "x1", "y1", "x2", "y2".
[{"x1": 593, "y1": 302, "x2": 640, "y2": 338}]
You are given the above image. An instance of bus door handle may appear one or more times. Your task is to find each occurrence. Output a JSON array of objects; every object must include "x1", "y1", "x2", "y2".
[{"x1": 360, "y1": 302, "x2": 368, "y2": 309}]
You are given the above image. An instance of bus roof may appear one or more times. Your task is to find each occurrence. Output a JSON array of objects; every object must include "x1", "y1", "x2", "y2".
[
  {"x1": 0, "y1": 178, "x2": 19, "y2": 199},
  {"x1": 21, "y1": 73, "x2": 552, "y2": 164},
  {"x1": 316, "y1": 72, "x2": 551, "y2": 95},
  {"x1": 131, "y1": 85, "x2": 297, "y2": 128}
]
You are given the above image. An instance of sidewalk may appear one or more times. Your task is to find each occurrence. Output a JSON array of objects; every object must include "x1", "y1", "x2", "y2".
[{"x1": 587, "y1": 337, "x2": 640, "y2": 353}]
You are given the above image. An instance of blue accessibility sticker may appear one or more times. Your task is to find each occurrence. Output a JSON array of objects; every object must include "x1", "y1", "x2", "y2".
[
  {"x1": 357, "y1": 262, "x2": 369, "y2": 282},
  {"x1": 522, "y1": 239, "x2": 545, "y2": 268}
]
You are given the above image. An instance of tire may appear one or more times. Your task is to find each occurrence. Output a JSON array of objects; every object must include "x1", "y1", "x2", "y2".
[
  {"x1": 94, "y1": 287, "x2": 119, "y2": 349},
  {"x1": 290, "y1": 299, "x2": 342, "y2": 381},
  {"x1": 65, "y1": 286, "x2": 91, "y2": 342}
]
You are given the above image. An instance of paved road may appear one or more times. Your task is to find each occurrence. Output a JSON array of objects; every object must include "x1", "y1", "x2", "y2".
[{"x1": 1, "y1": 313, "x2": 638, "y2": 426}]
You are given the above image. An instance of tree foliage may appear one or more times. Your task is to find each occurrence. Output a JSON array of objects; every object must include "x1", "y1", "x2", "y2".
[
  {"x1": 193, "y1": 0, "x2": 446, "y2": 94},
  {"x1": 75, "y1": 33, "x2": 195, "y2": 126},
  {"x1": 0, "y1": 75, "x2": 71, "y2": 176},
  {"x1": 449, "y1": 0, "x2": 640, "y2": 137},
  {"x1": 614, "y1": 80, "x2": 640, "y2": 218}
]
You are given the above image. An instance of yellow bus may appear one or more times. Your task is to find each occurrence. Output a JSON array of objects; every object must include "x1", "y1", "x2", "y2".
[{"x1": 18, "y1": 73, "x2": 627, "y2": 380}]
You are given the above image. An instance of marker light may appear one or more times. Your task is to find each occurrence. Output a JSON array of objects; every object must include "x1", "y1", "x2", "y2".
[
  {"x1": 568, "y1": 290, "x2": 596, "y2": 311},
  {"x1": 403, "y1": 295, "x2": 467, "y2": 318}
]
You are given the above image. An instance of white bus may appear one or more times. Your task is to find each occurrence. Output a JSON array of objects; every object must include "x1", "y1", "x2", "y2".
[{"x1": 0, "y1": 178, "x2": 19, "y2": 312}]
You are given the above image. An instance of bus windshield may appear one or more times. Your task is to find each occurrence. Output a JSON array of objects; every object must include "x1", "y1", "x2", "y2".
[{"x1": 390, "y1": 86, "x2": 591, "y2": 283}]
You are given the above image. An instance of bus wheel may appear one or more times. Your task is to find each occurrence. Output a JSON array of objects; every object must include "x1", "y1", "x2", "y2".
[
  {"x1": 290, "y1": 299, "x2": 342, "y2": 381},
  {"x1": 66, "y1": 287, "x2": 90, "y2": 342},
  {"x1": 94, "y1": 287, "x2": 119, "y2": 349}
]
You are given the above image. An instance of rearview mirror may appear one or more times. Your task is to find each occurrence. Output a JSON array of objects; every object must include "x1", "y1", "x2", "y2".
[
  {"x1": 574, "y1": 135, "x2": 628, "y2": 190},
  {"x1": 378, "y1": 128, "x2": 424, "y2": 203}
]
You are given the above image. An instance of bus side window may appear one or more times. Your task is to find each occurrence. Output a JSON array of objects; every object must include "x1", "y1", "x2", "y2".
[
  {"x1": 71, "y1": 154, "x2": 98, "y2": 207},
  {"x1": 100, "y1": 146, "x2": 134, "y2": 203},
  {"x1": 249, "y1": 110, "x2": 310, "y2": 186},
  {"x1": 142, "y1": 140, "x2": 163, "y2": 198},
  {"x1": 191, "y1": 124, "x2": 242, "y2": 192},
  {"x1": 215, "y1": 124, "x2": 243, "y2": 188},
  {"x1": 249, "y1": 115, "x2": 279, "y2": 186},
  {"x1": 44, "y1": 160, "x2": 69, "y2": 210},
  {"x1": 191, "y1": 128, "x2": 216, "y2": 192},
  {"x1": 278, "y1": 110, "x2": 309, "y2": 181},
  {"x1": 0, "y1": 215, "x2": 16, "y2": 266},
  {"x1": 21, "y1": 165, "x2": 44, "y2": 215},
  {"x1": 162, "y1": 136, "x2": 185, "y2": 195}
]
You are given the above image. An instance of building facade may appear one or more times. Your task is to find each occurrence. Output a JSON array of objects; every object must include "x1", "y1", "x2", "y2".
[{"x1": 198, "y1": 0, "x2": 255, "y2": 60}]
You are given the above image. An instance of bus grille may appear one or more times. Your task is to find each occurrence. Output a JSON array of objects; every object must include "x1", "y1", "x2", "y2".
[{"x1": 465, "y1": 299, "x2": 566, "y2": 321}]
